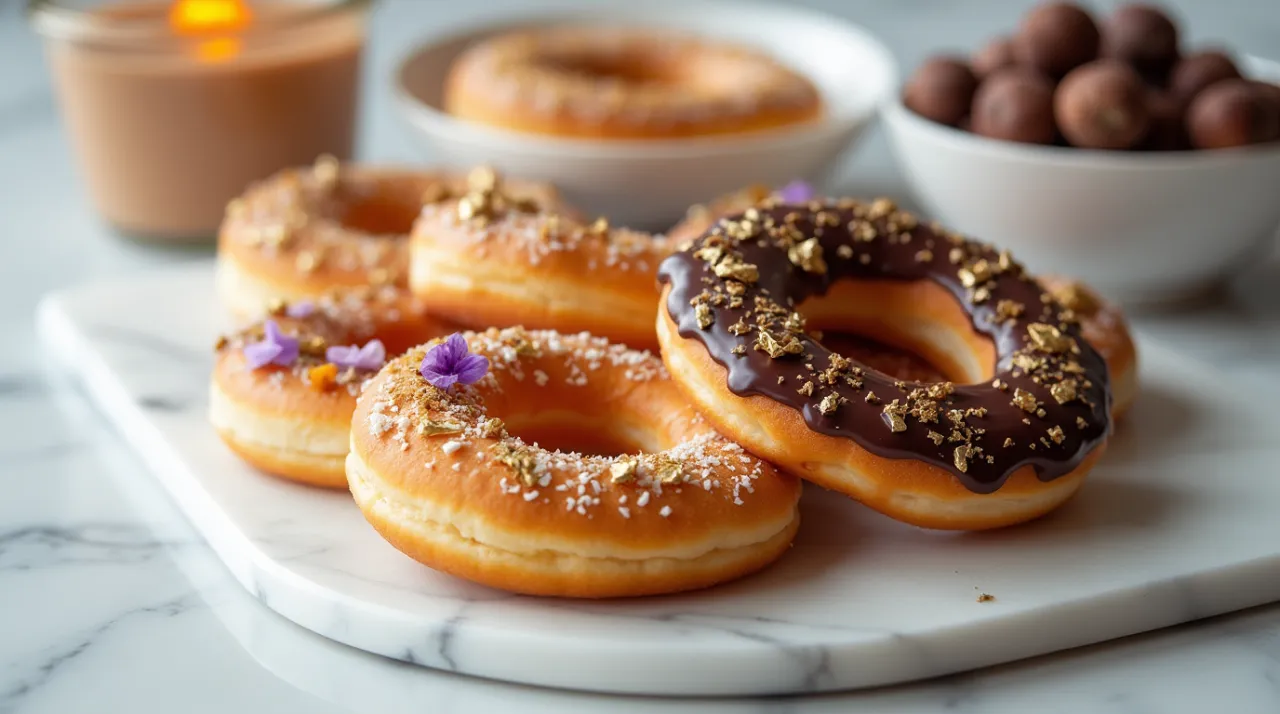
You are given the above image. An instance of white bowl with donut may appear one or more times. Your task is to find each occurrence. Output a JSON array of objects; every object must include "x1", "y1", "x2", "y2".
[
  {"x1": 393, "y1": 0, "x2": 896, "y2": 229},
  {"x1": 882, "y1": 56, "x2": 1280, "y2": 306}
]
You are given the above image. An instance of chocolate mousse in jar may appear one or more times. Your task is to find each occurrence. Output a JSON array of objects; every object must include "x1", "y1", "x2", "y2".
[{"x1": 29, "y1": 0, "x2": 371, "y2": 241}]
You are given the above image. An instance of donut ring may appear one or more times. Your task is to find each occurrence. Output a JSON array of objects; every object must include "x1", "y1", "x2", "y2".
[
  {"x1": 216, "y1": 159, "x2": 566, "y2": 319},
  {"x1": 347, "y1": 327, "x2": 802, "y2": 598},
  {"x1": 1039, "y1": 276, "x2": 1139, "y2": 419},
  {"x1": 409, "y1": 175, "x2": 671, "y2": 349},
  {"x1": 443, "y1": 28, "x2": 823, "y2": 140},
  {"x1": 657, "y1": 198, "x2": 1112, "y2": 531},
  {"x1": 210, "y1": 290, "x2": 455, "y2": 488}
]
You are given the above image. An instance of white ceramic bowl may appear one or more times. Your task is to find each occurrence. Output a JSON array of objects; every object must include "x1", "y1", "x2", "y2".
[
  {"x1": 883, "y1": 57, "x2": 1280, "y2": 305},
  {"x1": 393, "y1": 0, "x2": 896, "y2": 229}
]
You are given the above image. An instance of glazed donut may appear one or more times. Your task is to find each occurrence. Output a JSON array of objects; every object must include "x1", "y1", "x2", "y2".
[
  {"x1": 656, "y1": 198, "x2": 1112, "y2": 530},
  {"x1": 443, "y1": 28, "x2": 822, "y2": 140},
  {"x1": 409, "y1": 173, "x2": 670, "y2": 349},
  {"x1": 1038, "y1": 276, "x2": 1139, "y2": 419},
  {"x1": 347, "y1": 327, "x2": 802, "y2": 598},
  {"x1": 216, "y1": 158, "x2": 565, "y2": 319},
  {"x1": 210, "y1": 289, "x2": 455, "y2": 488}
]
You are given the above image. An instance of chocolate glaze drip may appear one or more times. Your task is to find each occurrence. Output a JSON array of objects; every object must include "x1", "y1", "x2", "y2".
[{"x1": 657, "y1": 199, "x2": 1111, "y2": 494}]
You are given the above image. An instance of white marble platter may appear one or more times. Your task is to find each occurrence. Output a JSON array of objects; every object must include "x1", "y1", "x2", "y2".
[{"x1": 34, "y1": 263, "x2": 1280, "y2": 696}]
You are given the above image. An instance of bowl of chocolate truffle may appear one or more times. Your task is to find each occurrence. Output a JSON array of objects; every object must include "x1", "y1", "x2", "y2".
[{"x1": 882, "y1": 1, "x2": 1280, "y2": 305}]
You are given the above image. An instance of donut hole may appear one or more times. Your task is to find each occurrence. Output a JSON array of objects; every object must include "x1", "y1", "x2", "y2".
[
  {"x1": 502, "y1": 411, "x2": 661, "y2": 458},
  {"x1": 797, "y1": 279, "x2": 997, "y2": 385},
  {"x1": 818, "y1": 332, "x2": 948, "y2": 384},
  {"x1": 329, "y1": 179, "x2": 428, "y2": 236},
  {"x1": 533, "y1": 52, "x2": 680, "y2": 88}
]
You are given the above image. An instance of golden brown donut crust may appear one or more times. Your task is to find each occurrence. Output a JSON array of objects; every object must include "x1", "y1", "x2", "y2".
[
  {"x1": 347, "y1": 327, "x2": 802, "y2": 597},
  {"x1": 216, "y1": 160, "x2": 567, "y2": 319},
  {"x1": 209, "y1": 291, "x2": 455, "y2": 488},
  {"x1": 409, "y1": 177, "x2": 672, "y2": 350},
  {"x1": 444, "y1": 28, "x2": 822, "y2": 140}
]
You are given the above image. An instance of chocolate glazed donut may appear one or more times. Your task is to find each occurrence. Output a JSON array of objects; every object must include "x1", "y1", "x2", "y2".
[{"x1": 656, "y1": 198, "x2": 1112, "y2": 529}]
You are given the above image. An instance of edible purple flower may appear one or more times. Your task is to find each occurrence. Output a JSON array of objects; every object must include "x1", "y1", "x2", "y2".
[
  {"x1": 243, "y1": 320, "x2": 299, "y2": 370},
  {"x1": 420, "y1": 333, "x2": 489, "y2": 391},
  {"x1": 285, "y1": 301, "x2": 314, "y2": 319},
  {"x1": 776, "y1": 180, "x2": 816, "y2": 203},
  {"x1": 326, "y1": 339, "x2": 386, "y2": 372}
]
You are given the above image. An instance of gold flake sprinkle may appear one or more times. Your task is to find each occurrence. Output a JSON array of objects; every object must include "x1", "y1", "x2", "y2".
[
  {"x1": 265, "y1": 298, "x2": 287, "y2": 316},
  {"x1": 1003, "y1": 437, "x2": 1014, "y2": 448},
  {"x1": 1047, "y1": 426, "x2": 1065, "y2": 444},
  {"x1": 818, "y1": 393, "x2": 840, "y2": 416},
  {"x1": 994, "y1": 299, "x2": 1025, "y2": 322},
  {"x1": 798, "y1": 381, "x2": 815, "y2": 396},
  {"x1": 652, "y1": 457, "x2": 683, "y2": 484},
  {"x1": 948, "y1": 247, "x2": 966, "y2": 264},
  {"x1": 972, "y1": 287, "x2": 992, "y2": 304},
  {"x1": 493, "y1": 443, "x2": 539, "y2": 487},
  {"x1": 868, "y1": 197, "x2": 897, "y2": 218},
  {"x1": 609, "y1": 458, "x2": 638, "y2": 484},
  {"x1": 865, "y1": 391, "x2": 880, "y2": 404},
  {"x1": 1011, "y1": 388, "x2": 1038, "y2": 412},
  {"x1": 882, "y1": 400, "x2": 908, "y2": 432},
  {"x1": 787, "y1": 238, "x2": 827, "y2": 274},
  {"x1": 953, "y1": 444, "x2": 975, "y2": 472},
  {"x1": 1076, "y1": 416, "x2": 1089, "y2": 429},
  {"x1": 695, "y1": 303, "x2": 714, "y2": 330},
  {"x1": 479, "y1": 418, "x2": 506, "y2": 438},
  {"x1": 927, "y1": 430, "x2": 945, "y2": 445},
  {"x1": 1027, "y1": 323, "x2": 1073, "y2": 353},
  {"x1": 713, "y1": 257, "x2": 760, "y2": 283},
  {"x1": 694, "y1": 244, "x2": 724, "y2": 265},
  {"x1": 731, "y1": 345, "x2": 746, "y2": 356},
  {"x1": 926, "y1": 382, "x2": 954, "y2": 399},
  {"x1": 418, "y1": 419, "x2": 465, "y2": 436},
  {"x1": 1050, "y1": 379, "x2": 1078, "y2": 404},
  {"x1": 755, "y1": 331, "x2": 804, "y2": 358},
  {"x1": 914, "y1": 249, "x2": 934, "y2": 263},
  {"x1": 1049, "y1": 281, "x2": 1100, "y2": 314},
  {"x1": 836, "y1": 245, "x2": 854, "y2": 258}
]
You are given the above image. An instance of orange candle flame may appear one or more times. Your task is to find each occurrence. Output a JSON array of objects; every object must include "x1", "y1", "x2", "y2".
[{"x1": 169, "y1": 0, "x2": 253, "y2": 35}]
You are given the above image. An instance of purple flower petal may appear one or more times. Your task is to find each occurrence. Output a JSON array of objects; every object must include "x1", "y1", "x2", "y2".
[
  {"x1": 243, "y1": 320, "x2": 299, "y2": 370},
  {"x1": 453, "y1": 353, "x2": 491, "y2": 384},
  {"x1": 285, "y1": 301, "x2": 314, "y2": 318},
  {"x1": 326, "y1": 339, "x2": 386, "y2": 371},
  {"x1": 242, "y1": 341, "x2": 282, "y2": 370},
  {"x1": 776, "y1": 180, "x2": 815, "y2": 203},
  {"x1": 420, "y1": 332, "x2": 489, "y2": 390}
]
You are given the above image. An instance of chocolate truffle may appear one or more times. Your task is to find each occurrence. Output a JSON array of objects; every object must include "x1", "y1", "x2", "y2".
[
  {"x1": 972, "y1": 36, "x2": 1018, "y2": 79},
  {"x1": 1169, "y1": 51, "x2": 1241, "y2": 104},
  {"x1": 1055, "y1": 60, "x2": 1151, "y2": 149},
  {"x1": 1141, "y1": 90, "x2": 1189, "y2": 150},
  {"x1": 903, "y1": 56, "x2": 979, "y2": 127},
  {"x1": 1186, "y1": 79, "x2": 1280, "y2": 149},
  {"x1": 1102, "y1": 4, "x2": 1180, "y2": 79},
  {"x1": 1014, "y1": 3, "x2": 1101, "y2": 78},
  {"x1": 971, "y1": 69, "x2": 1058, "y2": 144}
]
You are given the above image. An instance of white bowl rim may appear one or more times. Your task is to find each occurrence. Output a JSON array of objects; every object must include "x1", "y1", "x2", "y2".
[
  {"x1": 391, "y1": 0, "x2": 898, "y2": 160},
  {"x1": 883, "y1": 54, "x2": 1280, "y2": 170}
]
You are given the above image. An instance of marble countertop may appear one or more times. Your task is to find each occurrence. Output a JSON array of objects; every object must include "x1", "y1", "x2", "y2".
[{"x1": 4, "y1": 0, "x2": 1280, "y2": 712}]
